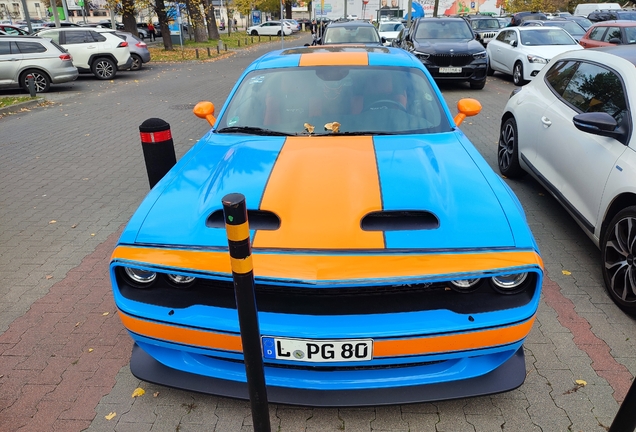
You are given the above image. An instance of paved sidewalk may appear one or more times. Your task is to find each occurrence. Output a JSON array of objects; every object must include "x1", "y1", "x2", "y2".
[{"x1": 0, "y1": 34, "x2": 634, "y2": 431}]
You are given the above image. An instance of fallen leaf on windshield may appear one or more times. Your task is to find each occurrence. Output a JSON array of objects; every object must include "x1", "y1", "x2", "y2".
[
  {"x1": 324, "y1": 122, "x2": 340, "y2": 133},
  {"x1": 132, "y1": 387, "x2": 145, "y2": 398},
  {"x1": 304, "y1": 123, "x2": 315, "y2": 134}
]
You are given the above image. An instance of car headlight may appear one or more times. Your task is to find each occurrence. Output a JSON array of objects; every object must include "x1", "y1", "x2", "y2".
[
  {"x1": 124, "y1": 267, "x2": 156, "y2": 285},
  {"x1": 473, "y1": 50, "x2": 487, "y2": 59},
  {"x1": 450, "y1": 278, "x2": 481, "y2": 293},
  {"x1": 491, "y1": 273, "x2": 528, "y2": 294},
  {"x1": 527, "y1": 55, "x2": 547, "y2": 64},
  {"x1": 167, "y1": 274, "x2": 196, "y2": 285}
]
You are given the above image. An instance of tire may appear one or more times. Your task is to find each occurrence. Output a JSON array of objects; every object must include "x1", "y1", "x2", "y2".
[
  {"x1": 470, "y1": 80, "x2": 486, "y2": 90},
  {"x1": 251, "y1": 30, "x2": 258, "y2": 36},
  {"x1": 513, "y1": 62, "x2": 526, "y2": 86},
  {"x1": 601, "y1": 206, "x2": 636, "y2": 316},
  {"x1": 20, "y1": 69, "x2": 50, "y2": 93},
  {"x1": 277, "y1": 30, "x2": 282, "y2": 36},
  {"x1": 92, "y1": 57, "x2": 117, "y2": 80},
  {"x1": 130, "y1": 54, "x2": 143, "y2": 71},
  {"x1": 487, "y1": 61, "x2": 495, "y2": 76},
  {"x1": 498, "y1": 117, "x2": 525, "y2": 178}
]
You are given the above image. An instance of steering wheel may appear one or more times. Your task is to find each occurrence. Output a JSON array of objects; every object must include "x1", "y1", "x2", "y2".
[{"x1": 367, "y1": 99, "x2": 407, "y2": 112}]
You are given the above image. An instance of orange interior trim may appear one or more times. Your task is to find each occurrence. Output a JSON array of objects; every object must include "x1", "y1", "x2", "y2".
[
  {"x1": 119, "y1": 311, "x2": 534, "y2": 358},
  {"x1": 299, "y1": 51, "x2": 368, "y2": 66},
  {"x1": 253, "y1": 136, "x2": 385, "y2": 249},
  {"x1": 112, "y1": 246, "x2": 543, "y2": 282}
]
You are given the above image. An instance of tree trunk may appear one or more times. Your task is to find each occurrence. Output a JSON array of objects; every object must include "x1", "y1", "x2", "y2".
[
  {"x1": 185, "y1": 0, "x2": 208, "y2": 42},
  {"x1": 121, "y1": 0, "x2": 138, "y2": 36},
  {"x1": 285, "y1": 2, "x2": 291, "y2": 19},
  {"x1": 203, "y1": 0, "x2": 219, "y2": 39},
  {"x1": 154, "y1": 0, "x2": 173, "y2": 50}
]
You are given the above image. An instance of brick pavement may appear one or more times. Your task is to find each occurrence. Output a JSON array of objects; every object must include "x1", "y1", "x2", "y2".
[{"x1": 1, "y1": 35, "x2": 635, "y2": 431}]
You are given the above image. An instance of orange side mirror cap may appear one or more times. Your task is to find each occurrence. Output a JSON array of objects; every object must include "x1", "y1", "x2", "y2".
[
  {"x1": 193, "y1": 101, "x2": 217, "y2": 127},
  {"x1": 453, "y1": 98, "x2": 482, "y2": 126}
]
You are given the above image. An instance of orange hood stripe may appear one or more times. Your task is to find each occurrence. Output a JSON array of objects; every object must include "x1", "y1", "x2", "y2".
[
  {"x1": 111, "y1": 246, "x2": 543, "y2": 281},
  {"x1": 119, "y1": 311, "x2": 535, "y2": 358},
  {"x1": 299, "y1": 51, "x2": 368, "y2": 66},
  {"x1": 253, "y1": 136, "x2": 385, "y2": 249}
]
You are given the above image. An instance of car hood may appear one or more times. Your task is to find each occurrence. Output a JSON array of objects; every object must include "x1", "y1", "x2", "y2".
[
  {"x1": 413, "y1": 39, "x2": 485, "y2": 54},
  {"x1": 131, "y1": 134, "x2": 517, "y2": 250}
]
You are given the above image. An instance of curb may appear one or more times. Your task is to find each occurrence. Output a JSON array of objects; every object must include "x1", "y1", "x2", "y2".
[{"x1": 0, "y1": 97, "x2": 46, "y2": 117}]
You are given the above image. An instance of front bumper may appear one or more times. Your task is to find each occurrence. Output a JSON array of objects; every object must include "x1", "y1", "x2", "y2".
[{"x1": 423, "y1": 62, "x2": 488, "y2": 83}]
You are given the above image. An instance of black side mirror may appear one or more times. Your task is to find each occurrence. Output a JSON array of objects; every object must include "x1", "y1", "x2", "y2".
[
  {"x1": 381, "y1": 36, "x2": 387, "y2": 44},
  {"x1": 573, "y1": 112, "x2": 627, "y2": 144}
]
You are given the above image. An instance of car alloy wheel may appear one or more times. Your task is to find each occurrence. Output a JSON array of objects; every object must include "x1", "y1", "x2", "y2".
[
  {"x1": 601, "y1": 207, "x2": 636, "y2": 316},
  {"x1": 92, "y1": 57, "x2": 116, "y2": 80},
  {"x1": 130, "y1": 54, "x2": 142, "y2": 71},
  {"x1": 498, "y1": 117, "x2": 524, "y2": 178},
  {"x1": 20, "y1": 69, "x2": 51, "y2": 93},
  {"x1": 251, "y1": 30, "x2": 258, "y2": 36},
  {"x1": 513, "y1": 62, "x2": 526, "y2": 86}
]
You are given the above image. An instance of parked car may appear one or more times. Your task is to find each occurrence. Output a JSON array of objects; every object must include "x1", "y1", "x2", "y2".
[
  {"x1": 395, "y1": 17, "x2": 487, "y2": 89},
  {"x1": 246, "y1": 21, "x2": 292, "y2": 36},
  {"x1": 0, "y1": 24, "x2": 30, "y2": 35},
  {"x1": 377, "y1": 20, "x2": 404, "y2": 45},
  {"x1": 509, "y1": 11, "x2": 548, "y2": 26},
  {"x1": 586, "y1": 9, "x2": 636, "y2": 22},
  {"x1": 94, "y1": 20, "x2": 125, "y2": 31},
  {"x1": 39, "y1": 21, "x2": 81, "y2": 28},
  {"x1": 0, "y1": 35, "x2": 78, "y2": 93},
  {"x1": 110, "y1": 45, "x2": 544, "y2": 405},
  {"x1": 520, "y1": 19, "x2": 587, "y2": 42},
  {"x1": 486, "y1": 26, "x2": 583, "y2": 85},
  {"x1": 574, "y1": 2, "x2": 621, "y2": 17},
  {"x1": 319, "y1": 20, "x2": 384, "y2": 45},
  {"x1": 498, "y1": 46, "x2": 636, "y2": 316},
  {"x1": 563, "y1": 15, "x2": 594, "y2": 31},
  {"x1": 36, "y1": 27, "x2": 132, "y2": 79},
  {"x1": 579, "y1": 20, "x2": 636, "y2": 48},
  {"x1": 463, "y1": 15, "x2": 503, "y2": 46},
  {"x1": 282, "y1": 19, "x2": 300, "y2": 32},
  {"x1": 115, "y1": 31, "x2": 150, "y2": 70}
]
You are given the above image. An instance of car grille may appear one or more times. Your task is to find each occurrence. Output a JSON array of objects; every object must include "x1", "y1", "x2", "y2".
[
  {"x1": 429, "y1": 53, "x2": 474, "y2": 67},
  {"x1": 479, "y1": 31, "x2": 497, "y2": 39}
]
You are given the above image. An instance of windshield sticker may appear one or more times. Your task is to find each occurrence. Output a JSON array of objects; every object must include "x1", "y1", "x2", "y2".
[
  {"x1": 228, "y1": 116, "x2": 239, "y2": 126},
  {"x1": 248, "y1": 75, "x2": 265, "y2": 84}
]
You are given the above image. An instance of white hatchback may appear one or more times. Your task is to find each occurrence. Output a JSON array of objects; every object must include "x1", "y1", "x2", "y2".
[
  {"x1": 37, "y1": 27, "x2": 132, "y2": 79},
  {"x1": 486, "y1": 26, "x2": 582, "y2": 86},
  {"x1": 498, "y1": 46, "x2": 636, "y2": 316},
  {"x1": 246, "y1": 21, "x2": 292, "y2": 37}
]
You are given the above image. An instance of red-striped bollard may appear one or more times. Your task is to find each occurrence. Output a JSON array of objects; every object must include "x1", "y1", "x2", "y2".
[{"x1": 139, "y1": 118, "x2": 177, "y2": 189}]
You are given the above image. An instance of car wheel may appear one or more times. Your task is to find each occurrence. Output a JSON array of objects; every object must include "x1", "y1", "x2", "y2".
[
  {"x1": 20, "y1": 69, "x2": 51, "y2": 93},
  {"x1": 487, "y1": 61, "x2": 495, "y2": 76},
  {"x1": 601, "y1": 206, "x2": 636, "y2": 316},
  {"x1": 92, "y1": 57, "x2": 117, "y2": 80},
  {"x1": 251, "y1": 30, "x2": 258, "y2": 36},
  {"x1": 470, "y1": 80, "x2": 486, "y2": 90},
  {"x1": 277, "y1": 30, "x2": 282, "y2": 36},
  {"x1": 130, "y1": 54, "x2": 142, "y2": 71},
  {"x1": 498, "y1": 117, "x2": 525, "y2": 178},
  {"x1": 513, "y1": 62, "x2": 526, "y2": 86}
]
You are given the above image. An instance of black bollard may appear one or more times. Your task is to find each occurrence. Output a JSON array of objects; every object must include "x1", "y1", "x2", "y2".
[
  {"x1": 195, "y1": 48, "x2": 199, "y2": 59},
  {"x1": 222, "y1": 193, "x2": 271, "y2": 432},
  {"x1": 609, "y1": 377, "x2": 636, "y2": 432},
  {"x1": 139, "y1": 118, "x2": 177, "y2": 189},
  {"x1": 26, "y1": 74, "x2": 36, "y2": 97},
  {"x1": 207, "y1": 47, "x2": 211, "y2": 57}
]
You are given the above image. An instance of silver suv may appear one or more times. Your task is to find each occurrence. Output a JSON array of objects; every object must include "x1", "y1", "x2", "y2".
[
  {"x1": 36, "y1": 27, "x2": 132, "y2": 80},
  {"x1": 0, "y1": 35, "x2": 78, "y2": 93}
]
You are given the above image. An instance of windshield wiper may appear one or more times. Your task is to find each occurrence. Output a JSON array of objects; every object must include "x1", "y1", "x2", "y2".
[{"x1": 216, "y1": 126, "x2": 293, "y2": 136}]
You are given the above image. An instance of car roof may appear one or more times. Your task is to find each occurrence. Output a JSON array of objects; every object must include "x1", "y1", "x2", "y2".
[
  {"x1": 327, "y1": 21, "x2": 377, "y2": 28},
  {"x1": 41, "y1": 26, "x2": 116, "y2": 32},
  {"x1": 590, "y1": 20, "x2": 636, "y2": 26}
]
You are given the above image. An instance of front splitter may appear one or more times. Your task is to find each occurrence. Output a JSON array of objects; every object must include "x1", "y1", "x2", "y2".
[{"x1": 130, "y1": 344, "x2": 527, "y2": 407}]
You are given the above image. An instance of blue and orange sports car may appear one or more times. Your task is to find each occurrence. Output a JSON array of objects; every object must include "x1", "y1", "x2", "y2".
[{"x1": 110, "y1": 46, "x2": 543, "y2": 406}]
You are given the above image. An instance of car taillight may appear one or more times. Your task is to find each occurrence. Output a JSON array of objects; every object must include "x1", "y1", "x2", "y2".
[
  {"x1": 136, "y1": 41, "x2": 147, "y2": 48},
  {"x1": 117, "y1": 41, "x2": 128, "y2": 47},
  {"x1": 59, "y1": 53, "x2": 72, "y2": 61}
]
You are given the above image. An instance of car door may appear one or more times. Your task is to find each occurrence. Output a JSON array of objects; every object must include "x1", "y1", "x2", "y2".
[
  {"x1": 0, "y1": 40, "x2": 22, "y2": 85},
  {"x1": 580, "y1": 25, "x2": 607, "y2": 48},
  {"x1": 490, "y1": 29, "x2": 518, "y2": 74},
  {"x1": 60, "y1": 30, "x2": 96, "y2": 69},
  {"x1": 531, "y1": 60, "x2": 628, "y2": 231}
]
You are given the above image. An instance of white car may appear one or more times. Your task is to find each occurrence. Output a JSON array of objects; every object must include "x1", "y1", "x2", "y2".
[
  {"x1": 377, "y1": 21, "x2": 404, "y2": 46},
  {"x1": 246, "y1": 21, "x2": 292, "y2": 37},
  {"x1": 498, "y1": 46, "x2": 636, "y2": 316},
  {"x1": 486, "y1": 26, "x2": 583, "y2": 86},
  {"x1": 36, "y1": 27, "x2": 132, "y2": 80}
]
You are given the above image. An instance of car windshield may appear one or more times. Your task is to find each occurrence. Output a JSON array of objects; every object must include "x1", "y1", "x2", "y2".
[
  {"x1": 545, "y1": 21, "x2": 585, "y2": 36},
  {"x1": 218, "y1": 66, "x2": 450, "y2": 135},
  {"x1": 520, "y1": 29, "x2": 576, "y2": 45},
  {"x1": 572, "y1": 18, "x2": 592, "y2": 30},
  {"x1": 471, "y1": 19, "x2": 500, "y2": 30},
  {"x1": 323, "y1": 26, "x2": 380, "y2": 44},
  {"x1": 379, "y1": 22, "x2": 404, "y2": 32},
  {"x1": 415, "y1": 21, "x2": 473, "y2": 40}
]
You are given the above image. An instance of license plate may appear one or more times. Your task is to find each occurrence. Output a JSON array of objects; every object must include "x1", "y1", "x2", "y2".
[
  {"x1": 439, "y1": 67, "x2": 462, "y2": 73},
  {"x1": 262, "y1": 336, "x2": 373, "y2": 362}
]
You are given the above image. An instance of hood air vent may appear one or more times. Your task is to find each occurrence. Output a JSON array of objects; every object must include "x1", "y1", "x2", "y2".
[
  {"x1": 207, "y1": 209, "x2": 280, "y2": 230},
  {"x1": 361, "y1": 211, "x2": 439, "y2": 231}
]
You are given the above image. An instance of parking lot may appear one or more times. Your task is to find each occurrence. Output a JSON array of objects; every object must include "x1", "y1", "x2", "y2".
[{"x1": 0, "y1": 34, "x2": 635, "y2": 431}]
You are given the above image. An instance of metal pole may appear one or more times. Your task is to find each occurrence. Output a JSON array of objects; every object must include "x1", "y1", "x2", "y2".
[
  {"x1": 608, "y1": 378, "x2": 636, "y2": 432},
  {"x1": 61, "y1": 0, "x2": 69, "y2": 22},
  {"x1": 344, "y1": 0, "x2": 347, "y2": 19},
  {"x1": 407, "y1": 0, "x2": 412, "y2": 27},
  {"x1": 280, "y1": 1, "x2": 284, "y2": 48},
  {"x1": 222, "y1": 193, "x2": 271, "y2": 432},
  {"x1": 18, "y1": 0, "x2": 32, "y2": 33}
]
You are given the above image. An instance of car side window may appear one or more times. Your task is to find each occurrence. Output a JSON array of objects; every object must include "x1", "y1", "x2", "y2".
[
  {"x1": 15, "y1": 41, "x2": 47, "y2": 53},
  {"x1": 545, "y1": 61, "x2": 579, "y2": 96},
  {"x1": 495, "y1": 30, "x2": 508, "y2": 42},
  {"x1": 587, "y1": 26, "x2": 605, "y2": 41},
  {"x1": 64, "y1": 31, "x2": 91, "y2": 44},
  {"x1": 561, "y1": 62, "x2": 626, "y2": 120},
  {"x1": 0, "y1": 41, "x2": 11, "y2": 55},
  {"x1": 42, "y1": 30, "x2": 60, "y2": 44},
  {"x1": 602, "y1": 27, "x2": 621, "y2": 42},
  {"x1": 89, "y1": 31, "x2": 107, "y2": 42}
]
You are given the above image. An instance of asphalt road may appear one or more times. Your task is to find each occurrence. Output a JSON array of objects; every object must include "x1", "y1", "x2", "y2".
[{"x1": 0, "y1": 35, "x2": 635, "y2": 431}]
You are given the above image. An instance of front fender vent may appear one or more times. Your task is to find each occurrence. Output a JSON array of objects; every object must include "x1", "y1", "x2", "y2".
[
  {"x1": 361, "y1": 211, "x2": 439, "y2": 231},
  {"x1": 207, "y1": 209, "x2": 280, "y2": 230}
]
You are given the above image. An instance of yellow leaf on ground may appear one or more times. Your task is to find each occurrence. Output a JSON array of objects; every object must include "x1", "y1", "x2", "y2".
[
  {"x1": 153, "y1": 392, "x2": 159, "y2": 397},
  {"x1": 102, "y1": 312, "x2": 109, "y2": 316},
  {"x1": 45, "y1": 275, "x2": 52, "y2": 279},
  {"x1": 105, "y1": 412, "x2": 116, "y2": 420},
  {"x1": 88, "y1": 348, "x2": 93, "y2": 353},
  {"x1": 575, "y1": 379, "x2": 587, "y2": 386},
  {"x1": 562, "y1": 270, "x2": 572, "y2": 275},
  {"x1": 132, "y1": 387, "x2": 146, "y2": 398},
  {"x1": 49, "y1": 220, "x2": 56, "y2": 224}
]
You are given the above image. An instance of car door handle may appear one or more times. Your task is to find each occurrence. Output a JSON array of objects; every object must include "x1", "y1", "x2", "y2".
[{"x1": 541, "y1": 116, "x2": 552, "y2": 127}]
